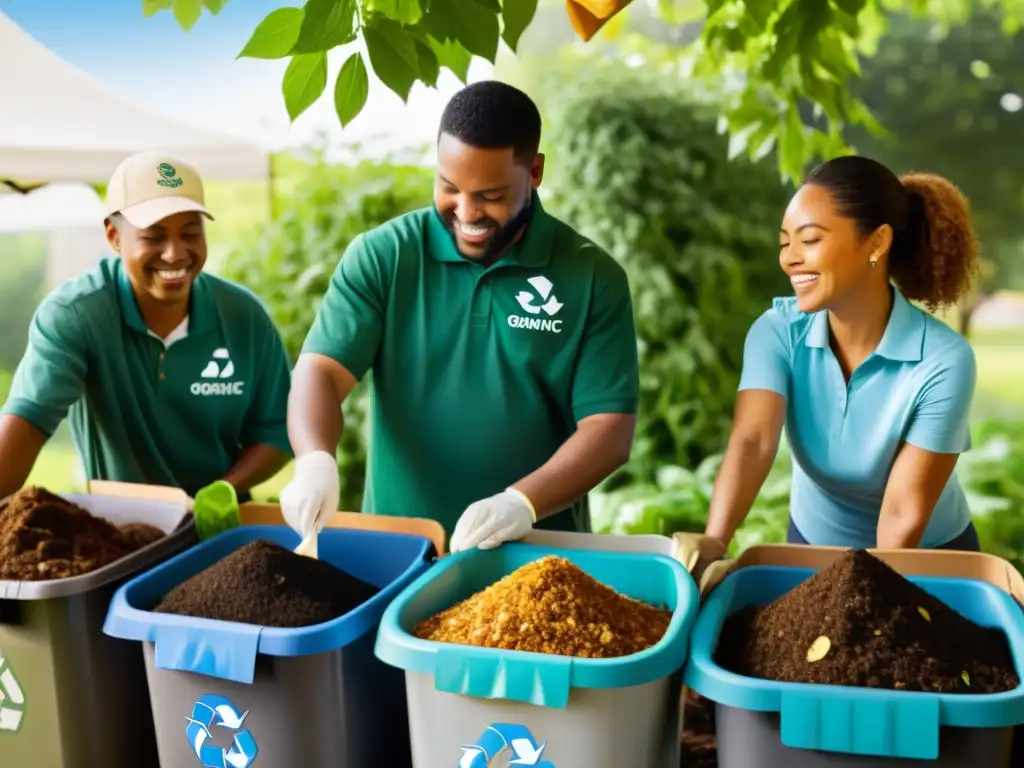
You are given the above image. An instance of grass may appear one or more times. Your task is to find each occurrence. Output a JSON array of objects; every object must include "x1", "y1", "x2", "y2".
[
  {"x1": 970, "y1": 329, "x2": 1024, "y2": 410},
  {"x1": 24, "y1": 330, "x2": 1024, "y2": 499}
]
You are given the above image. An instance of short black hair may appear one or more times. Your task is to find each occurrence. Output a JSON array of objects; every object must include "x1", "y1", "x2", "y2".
[{"x1": 438, "y1": 80, "x2": 541, "y2": 162}]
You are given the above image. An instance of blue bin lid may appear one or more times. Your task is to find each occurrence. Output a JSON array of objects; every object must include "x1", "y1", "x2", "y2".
[
  {"x1": 103, "y1": 525, "x2": 432, "y2": 684},
  {"x1": 685, "y1": 565, "x2": 1024, "y2": 760},
  {"x1": 374, "y1": 542, "x2": 698, "y2": 709}
]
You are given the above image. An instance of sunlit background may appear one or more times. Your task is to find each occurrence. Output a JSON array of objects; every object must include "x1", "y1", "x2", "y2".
[{"x1": 1, "y1": 0, "x2": 1022, "y2": 568}]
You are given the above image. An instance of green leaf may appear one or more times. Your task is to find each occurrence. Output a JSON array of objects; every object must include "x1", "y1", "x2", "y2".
[
  {"x1": 293, "y1": 0, "x2": 358, "y2": 53},
  {"x1": 426, "y1": 0, "x2": 500, "y2": 61},
  {"x1": 415, "y1": 39, "x2": 440, "y2": 87},
  {"x1": 727, "y1": 121, "x2": 760, "y2": 161},
  {"x1": 282, "y1": 52, "x2": 328, "y2": 122},
  {"x1": 472, "y1": 0, "x2": 501, "y2": 10},
  {"x1": 173, "y1": 0, "x2": 203, "y2": 29},
  {"x1": 373, "y1": 0, "x2": 423, "y2": 25},
  {"x1": 142, "y1": 0, "x2": 173, "y2": 17},
  {"x1": 239, "y1": 8, "x2": 304, "y2": 59},
  {"x1": 334, "y1": 52, "x2": 369, "y2": 127},
  {"x1": 202, "y1": 0, "x2": 226, "y2": 12},
  {"x1": 501, "y1": 0, "x2": 537, "y2": 51},
  {"x1": 778, "y1": 104, "x2": 807, "y2": 182},
  {"x1": 364, "y1": 18, "x2": 420, "y2": 102},
  {"x1": 834, "y1": 0, "x2": 867, "y2": 15},
  {"x1": 427, "y1": 36, "x2": 472, "y2": 82}
]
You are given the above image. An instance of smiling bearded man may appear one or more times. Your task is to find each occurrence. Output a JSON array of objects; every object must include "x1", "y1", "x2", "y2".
[
  {"x1": 279, "y1": 81, "x2": 641, "y2": 553},
  {"x1": 0, "y1": 151, "x2": 293, "y2": 503}
]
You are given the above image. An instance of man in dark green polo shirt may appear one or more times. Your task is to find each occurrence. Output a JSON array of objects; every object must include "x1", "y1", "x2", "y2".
[
  {"x1": 281, "y1": 81, "x2": 639, "y2": 551},
  {"x1": 0, "y1": 151, "x2": 292, "y2": 502}
]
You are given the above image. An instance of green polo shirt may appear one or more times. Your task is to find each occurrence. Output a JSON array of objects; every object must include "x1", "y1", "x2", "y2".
[
  {"x1": 302, "y1": 196, "x2": 640, "y2": 535},
  {"x1": 2, "y1": 257, "x2": 292, "y2": 497}
]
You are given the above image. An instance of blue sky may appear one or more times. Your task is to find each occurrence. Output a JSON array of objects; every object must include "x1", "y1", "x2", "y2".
[{"x1": 0, "y1": 0, "x2": 489, "y2": 153}]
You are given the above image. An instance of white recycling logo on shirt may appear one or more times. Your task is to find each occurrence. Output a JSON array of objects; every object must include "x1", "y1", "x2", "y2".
[
  {"x1": 200, "y1": 348, "x2": 235, "y2": 379},
  {"x1": 515, "y1": 276, "x2": 564, "y2": 317},
  {"x1": 0, "y1": 646, "x2": 26, "y2": 733}
]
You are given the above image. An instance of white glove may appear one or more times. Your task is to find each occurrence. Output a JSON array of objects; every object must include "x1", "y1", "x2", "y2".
[
  {"x1": 279, "y1": 450, "x2": 339, "y2": 538},
  {"x1": 450, "y1": 487, "x2": 537, "y2": 552}
]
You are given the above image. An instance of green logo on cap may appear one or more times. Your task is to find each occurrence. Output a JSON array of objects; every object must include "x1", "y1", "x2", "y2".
[{"x1": 156, "y1": 163, "x2": 183, "y2": 189}]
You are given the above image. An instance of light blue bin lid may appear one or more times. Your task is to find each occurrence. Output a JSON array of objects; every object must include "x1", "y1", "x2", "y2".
[
  {"x1": 374, "y1": 542, "x2": 699, "y2": 709},
  {"x1": 103, "y1": 525, "x2": 432, "y2": 685},
  {"x1": 685, "y1": 565, "x2": 1024, "y2": 760}
]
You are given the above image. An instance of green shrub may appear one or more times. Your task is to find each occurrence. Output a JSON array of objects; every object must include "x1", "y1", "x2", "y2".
[
  {"x1": 219, "y1": 157, "x2": 433, "y2": 509},
  {"x1": 541, "y1": 71, "x2": 792, "y2": 484},
  {"x1": 963, "y1": 418, "x2": 1024, "y2": 571},
  {"x1": 593, "y1": 418, "x2": 1024, "y2": 568}
]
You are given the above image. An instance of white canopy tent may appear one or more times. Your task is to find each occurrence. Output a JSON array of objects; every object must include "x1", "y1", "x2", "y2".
[
  {"x1": 0, "y1": 184, "x2": 113, "y2": 289},
  {"x1": 0, "y1": 10, "x2": 269, "y2": 185}
]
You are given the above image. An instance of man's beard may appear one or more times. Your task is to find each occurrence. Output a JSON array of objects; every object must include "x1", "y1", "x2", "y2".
[{"x1": 439, "y1": 197, "x2": 534, "y2": 264}]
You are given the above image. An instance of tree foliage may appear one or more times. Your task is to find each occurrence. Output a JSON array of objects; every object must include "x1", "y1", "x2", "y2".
[
  {"x1": 147, "y1": 0, "x2": 1024, "y2": 184},
  {"x1": 848, "y1": 11, "x2": 1024, "y2": 284},
  {"x1": 541, "y1": 69, "x2": 790, "y2": 482},
  {"x1": 679, "y1": 0, "x2": 1024, "y2": 182},
  {"x1": 143, "y1": 0, "x2": 539, "y2": 129},
  {"x1": 218, "y1": 156, "x2": 433, "y2": 508}
]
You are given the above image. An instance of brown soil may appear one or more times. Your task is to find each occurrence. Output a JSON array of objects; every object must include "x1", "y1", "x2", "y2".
[
  {"x1": 715, "y1": 549, "x2": 1020, "y2": 693},
  {"x1": 0, "y1": 486, "x2": 165, "y2": 581},
  {"x1": 681, "y1": 688, "x2": 717, "y2": 767},
  {"x1": 413, "y1": 554, "x2": 672, "y2": 658},
  {"x1": 155, "y1": 539, "x2": 379, "y2": 628}
]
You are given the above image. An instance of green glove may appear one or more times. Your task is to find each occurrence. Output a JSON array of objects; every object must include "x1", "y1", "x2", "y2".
[{"x1": 192, "y1": 480, "x2": 241, "y2": 541}]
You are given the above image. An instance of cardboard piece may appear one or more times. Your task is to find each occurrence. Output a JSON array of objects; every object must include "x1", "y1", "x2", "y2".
[
  {"x1": 86, "y1": 480, "x2": 192, "y2": 507},
  {"x1": 714, "y1": 543, "x2": 1024, "y2": 605},
  {"x1": 238, "y1": 502, "x2": 448, "y2": 558}
]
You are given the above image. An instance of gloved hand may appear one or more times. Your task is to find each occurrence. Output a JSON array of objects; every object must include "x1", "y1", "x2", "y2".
[
  {"x1": 279, "y1": 450, "x2": 339, "y2": 538},
  {"x1": 672, "y1": 532, "x2": 730, "y2": 599},
  {"x1": 699, "y1": 558, "x2": 737, "y2": 597},
  {"x1": 673, "y1": 533, "x2": 726, "y2": 575},
  {"x1": 450, "y1": 487, "x2": 537, "y2": 552}
]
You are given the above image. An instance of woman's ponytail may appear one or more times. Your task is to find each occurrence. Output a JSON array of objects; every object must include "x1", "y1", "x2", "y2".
[{"x1": 890, "y1": 173, "x2": 980, "y2": 311}]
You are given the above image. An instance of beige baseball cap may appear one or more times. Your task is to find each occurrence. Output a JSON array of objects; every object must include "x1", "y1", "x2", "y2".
[{"x1": 105, "y1": 151, "x2": 215, "y2": 229}]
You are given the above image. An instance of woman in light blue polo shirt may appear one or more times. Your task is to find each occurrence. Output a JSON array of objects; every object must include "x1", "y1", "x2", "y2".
[{"x1": 704, "y1": 155, "x2": 982, "y2": 553}]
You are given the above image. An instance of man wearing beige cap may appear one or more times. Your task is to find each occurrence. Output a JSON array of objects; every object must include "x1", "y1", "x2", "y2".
[{"x1": 0, "y1": 151, "x2": 293, "y2": 502}]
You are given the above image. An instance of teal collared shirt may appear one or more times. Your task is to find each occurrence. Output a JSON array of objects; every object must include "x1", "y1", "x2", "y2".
[
  {"x1": 3, "y1": 257, "x2": 293, "y2": 496},
  {"x1": 739, "y1": 288, "x2": 977, "y2": 548}
]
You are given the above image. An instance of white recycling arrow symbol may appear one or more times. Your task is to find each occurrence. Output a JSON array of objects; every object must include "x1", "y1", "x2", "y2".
[{"x1": 0, "y1": 646, "x2": 26, "y2": 733}]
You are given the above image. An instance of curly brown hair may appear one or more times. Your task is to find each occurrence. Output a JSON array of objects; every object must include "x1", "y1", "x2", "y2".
[{"x1": 893, "y1": 173, "x2": 980, "y2": 311}]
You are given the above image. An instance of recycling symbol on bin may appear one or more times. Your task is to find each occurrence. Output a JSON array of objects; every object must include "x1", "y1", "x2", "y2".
[
  {"x1": 459, "y1": 723, "x2": 555, "y2": 768},
  {"x1": 185, "y1": 694, "x2": 258, "y2": 768},
  {"x1": 0, "y1": 646, "x2": 26, "y2": 733}
]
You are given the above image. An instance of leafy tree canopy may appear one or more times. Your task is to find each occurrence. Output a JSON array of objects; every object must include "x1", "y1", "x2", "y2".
[{"x1": 143, "y1": 0, "x2": 1024, "y2": 182}]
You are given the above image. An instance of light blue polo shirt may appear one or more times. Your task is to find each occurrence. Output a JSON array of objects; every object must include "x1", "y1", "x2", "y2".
[{"x1": 739, "y1": 288, "x2": 976, "y2": 548}]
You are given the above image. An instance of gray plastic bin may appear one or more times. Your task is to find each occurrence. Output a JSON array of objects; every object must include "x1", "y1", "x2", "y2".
[
  {"x1": 0, "y1": 493, "x2": 194, "y2": 768},
  {"x1": 685, "y1": 563, "x2": 1024, "y2": 767},
  {"x1": 103, "y1": 524, "x2": 434, "y2": 768},
  {"x1": 376, "y1": 531, "x2": 698, "y2": 768}
]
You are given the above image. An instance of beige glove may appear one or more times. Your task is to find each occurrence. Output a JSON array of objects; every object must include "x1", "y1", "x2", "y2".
[
  {"x1": 672, "y1": 533, "x2": 725, "y2": 581},
  {"x1": 698, "y1": 558, "x2": 737, "y2": 596}
]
